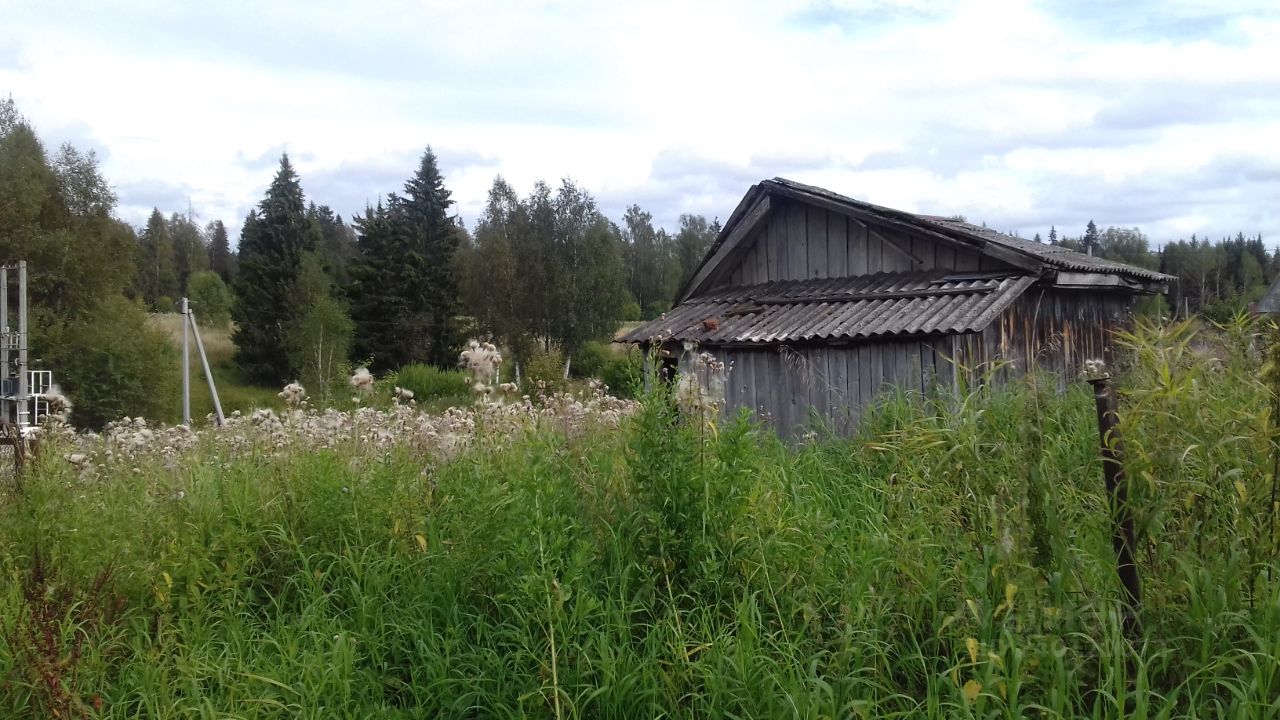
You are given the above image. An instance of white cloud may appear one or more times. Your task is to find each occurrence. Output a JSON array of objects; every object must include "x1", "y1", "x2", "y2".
[{"x1": 1, "y1": 0, "x2": 1277, "y2": 244}]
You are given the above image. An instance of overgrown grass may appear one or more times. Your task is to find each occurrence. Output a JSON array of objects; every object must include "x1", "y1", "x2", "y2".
[
  {"x1": 393, "y1": 363, "x2": 472, "y2": 409},
  {"x1": 149, "y1": 314, "x2": 282, "y2": 422},
  {"x1": 1, "y1": 319, "x2": 1277, "y2": 717}
]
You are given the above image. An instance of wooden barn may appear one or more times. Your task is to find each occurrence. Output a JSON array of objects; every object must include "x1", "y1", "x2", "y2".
[{"x1": 620, "y1": 178, "x2": 1171, "y2": 438}]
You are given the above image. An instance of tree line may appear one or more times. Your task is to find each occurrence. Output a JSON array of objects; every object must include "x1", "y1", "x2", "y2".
[
  {"x1": 3, "y1": 94, "x2": 1275, "y2": 427},
  {"x1": 0, "y1": 98, "x2": 721, "y2": 425},
  {"x1": 1033, "y1": 224, "x2": 1274, "y2": 320}
]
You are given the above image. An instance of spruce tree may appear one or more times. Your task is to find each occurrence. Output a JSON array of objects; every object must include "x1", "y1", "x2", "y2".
[
  {"x1": 349, "y1": 202, "x2": 401, "y2": 370},
  {"x1": 307, "y1": 202, "x2": 359, "y2": 288},
  {"x1": 349, "y1": 148, "x2": 462, "y2": 371},
  {"x1": 232, "y1": 154, "x2": 313, "y2": 384},
  {"x1": 1083, "y1": 220, "x2": 1100, "y2": 256},
  {"x1": 207, "y1": 219, "x2": 235, "y2": 282}
]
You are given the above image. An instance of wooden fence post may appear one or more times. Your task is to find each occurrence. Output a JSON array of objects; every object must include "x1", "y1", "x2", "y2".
[{"x1": 1087, "y1": 374, "x2": 1142, "y2": 638}]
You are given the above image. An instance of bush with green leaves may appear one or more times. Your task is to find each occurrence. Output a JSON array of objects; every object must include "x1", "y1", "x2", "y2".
[
  {"x1": 33, "y1": 296, "x2": 177, "y2": 429},
  {"x1": 568, "y1": 340, "x2": 611, "y2": 379},
  {"x1": 393, "y1": 363, "x2": 470, "y2": 401},
  {"x1": 600, "y1": 350, "x2": 642, "y2": 398},
  {"x1": 522, "y1": 344, "x2": 566, "y2": 392},
  {"x1": 185, "y1": 270, "x2": 232, "y2": 326},
  {"x1": 285, "y1": 253, "x2": 354, "y2": 404}
]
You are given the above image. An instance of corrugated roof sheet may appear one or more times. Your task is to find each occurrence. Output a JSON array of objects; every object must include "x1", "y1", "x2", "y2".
[{"x1": 621, "y1": 271, "x2": 1037, "y2": 345}]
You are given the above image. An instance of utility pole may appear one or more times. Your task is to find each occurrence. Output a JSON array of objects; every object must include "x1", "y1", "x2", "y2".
[
  {"x1": 17, "y1": 262, "x2": 27, "y2": 428},
  {"x1": 188, "y1": 307, "x2": 225, "y2": 426},
  {"x1": 181, "y1": 297, "x2": 190, "y2": 426}
]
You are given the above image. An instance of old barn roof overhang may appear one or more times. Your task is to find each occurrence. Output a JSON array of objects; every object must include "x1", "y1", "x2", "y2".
[
  {"x1": 1049, "y1": 271, "x2": 1167, "y2": 294},
  {"x1": 622, "y1": 271, "x2": 1038, "y2": 347}
]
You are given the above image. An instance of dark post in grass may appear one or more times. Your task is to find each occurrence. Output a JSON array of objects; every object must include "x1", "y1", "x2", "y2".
[{"x1": 1087, "y1": 371, "x2": 1142, "y2": 638}]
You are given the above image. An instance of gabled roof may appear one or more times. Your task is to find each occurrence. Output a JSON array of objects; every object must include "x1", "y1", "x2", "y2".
[
  {"x1": 620, "y1": 270, "x2": 1036, "y2": 346},
  {"x1": 677, "y1": 177, "x2": 1171, "y2": 302}
]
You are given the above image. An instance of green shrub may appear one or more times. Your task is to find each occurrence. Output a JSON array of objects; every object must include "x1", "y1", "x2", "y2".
[
  {"x1": 601, "y1": 351, "x2": 642, "y2": 398},
  {"x1": 620, "y1": 300, "x2": 641, "y2": 321},
  {"x1": 641, "y1": 302, "x2": 668, "y2": 320},
  {"x1": 34, "y1": 295, "x2": 177, "y2": 429},
  {"x1": 274, "y1": 253, "x2": 356, "y2": 406},
  {"x1": 523, "y1": 345, "x2": 567, "y2": 392},
  {"x1": 569, "y1": 340, "x2": 612, "y2": 379},
  {"x1": 186, "y1": 271, "x2": 232, "y2": 326},
  {"x1": 394, "y1": 363, "x2": 470, "y2": 400}
]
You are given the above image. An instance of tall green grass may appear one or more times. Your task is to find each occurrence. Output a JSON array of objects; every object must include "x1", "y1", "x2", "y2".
[{"x1": 1, "y1": 320, "x2": 1277, "y2": 717}]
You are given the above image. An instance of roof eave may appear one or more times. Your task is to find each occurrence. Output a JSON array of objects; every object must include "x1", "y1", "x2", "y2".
[{"x1": 1048, "y1": 271, "x2": 1169, "y2": 295}]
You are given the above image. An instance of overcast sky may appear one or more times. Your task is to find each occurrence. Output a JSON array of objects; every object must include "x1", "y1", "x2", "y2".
[{"x1": 4, "y1": 0, "x2": 1278, "y2": 245}]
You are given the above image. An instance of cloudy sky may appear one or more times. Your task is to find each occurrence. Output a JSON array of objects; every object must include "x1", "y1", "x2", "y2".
[{"x1": 4, "y1": 0, "x2": 1278, "y2": 244}]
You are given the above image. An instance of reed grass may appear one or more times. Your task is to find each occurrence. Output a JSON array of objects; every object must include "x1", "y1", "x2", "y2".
[{"x1": 1, "y1": 319, "x2": 1276, "y2": 718}]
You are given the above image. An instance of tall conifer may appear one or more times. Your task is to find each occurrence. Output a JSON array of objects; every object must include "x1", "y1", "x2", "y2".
[
  {"x1": 232, "y1": 154, "x2": 313, "y2": 384},
  {"x1": 350, "y1": 148, "x2": 462, "y2": 371}
]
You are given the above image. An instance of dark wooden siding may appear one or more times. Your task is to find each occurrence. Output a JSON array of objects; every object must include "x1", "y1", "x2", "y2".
[
  {"x1": 715, "y1": 337, "x2": 959, "y2": 439},
  {"x1": 718, "y1": 197, "x2": 1007, "y2": 288},
  {"x1": 953, "y1": 287, "x2": 1133, "y2": 385}
]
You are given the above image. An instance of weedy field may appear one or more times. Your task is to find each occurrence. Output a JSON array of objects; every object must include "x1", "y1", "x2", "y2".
[{"x1": 1, "y1": 320, "x2": 1278, "y2": 718}]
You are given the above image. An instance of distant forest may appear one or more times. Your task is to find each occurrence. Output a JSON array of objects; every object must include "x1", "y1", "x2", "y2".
[
  {"x1": 1031, "y1": 221, "x2": 1271, "y2": 321},
  {"x1": 1, "y1": 95, "x2": 1274, "y2": 425}
]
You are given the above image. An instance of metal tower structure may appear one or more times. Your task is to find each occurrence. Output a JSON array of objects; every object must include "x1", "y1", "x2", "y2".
[{"x1": 1, "y1": 261, "x2": 57, "y2": 434}]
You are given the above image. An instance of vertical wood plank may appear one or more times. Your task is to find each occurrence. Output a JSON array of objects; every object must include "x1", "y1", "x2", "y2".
[
  {"x1": 919, "y1": 342, "x2": 933, "y2": 396},
  {"x1": 771, "y1": 210, "x2": 789, "y2": 281},
  {"x1": 775, "y1": 347, "x2": 791, "y2": 440},
  {"x1": 753, "y1": 231, "x2": 768, "y2": 285},
  {"x1": 936, "y1": 243, "x2": 956, "y2": 273},
  {"x1": 762, "y1": 225, "x2": 775, "y2": 283},
  {"x1": 849, "y1": 220, "x2": 867, "y2": 276},
  {"x1": 831, "y1": 346, "x2": 848, "y2": 435},
  {"x1": 912, "y1": 234, "x2": 936, "y2": 271},
  {"x1": 807, "y1": 205, "x2": 828, "y2": 279},
  {"x1": 827, "y1": 212, "x2": 848, "y2": 278},
  {"x1": 846, "y1": 346, "x2": 860, "y2": 434},
  {"x1": 805, "y1": 348, "x2": 821, "y2": 433},
  {"x1": 935, "y1": 339, "x2": 954, "y2": 393},
  {"x1": 868, "y1": 224, "x2": 883, "y2": 273},
  {"x1": 859, "y1": 343, "x2": 874, "y2": 423},
  {"x1": 856, "y1": 344, "x2": 868, "y2": 413},
  {"x1": 954, "y1": 247, "x2": 979, "y2": 272},
  {"x1": 817, "y1": 347, "x2": 832, "y2": 433},
  {"x1": 788, "y1": 202, "x2": 807, "y2": 281}
]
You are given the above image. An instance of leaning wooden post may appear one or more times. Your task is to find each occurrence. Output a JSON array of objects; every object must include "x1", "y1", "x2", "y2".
[{"x1": 1086, "y1": 365, "x2": 1142, "y2": 638}]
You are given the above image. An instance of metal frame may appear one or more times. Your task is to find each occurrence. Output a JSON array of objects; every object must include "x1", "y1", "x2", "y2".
[{"x1": 1, "y1": 261, "x2": 59, "y2": 435}]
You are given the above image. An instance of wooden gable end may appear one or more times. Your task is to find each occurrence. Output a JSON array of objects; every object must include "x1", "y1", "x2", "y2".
[{"x1": 709, "y1": 196, "x2": 1015, "y2": 290}]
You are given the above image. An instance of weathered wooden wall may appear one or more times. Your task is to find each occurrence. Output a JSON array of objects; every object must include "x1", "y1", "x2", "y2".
[
  {"x1": 957, "y1": 287, "x2": 1133, "y2": 383},
  {"x1": 716, "y1": 198, "x2": 1013, "y2": 289},
  {"x1": 709, "y1": 337, "x2": 961, "y2": 439},
  {"x1": 698, "y1": 288, "x2": 1133, "y2": 439}
]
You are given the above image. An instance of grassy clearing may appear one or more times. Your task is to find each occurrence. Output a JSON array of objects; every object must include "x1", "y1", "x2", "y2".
[
  {"x1": 148, "y1": 313, "x2": 281, "y2": 423},
  {"x1": 1, "y1": 319, "x2": 1277, "y2": 717}
]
